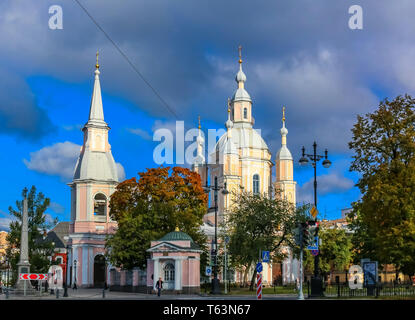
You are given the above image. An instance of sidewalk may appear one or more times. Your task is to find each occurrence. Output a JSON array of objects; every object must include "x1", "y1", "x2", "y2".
[{"x1": 0, "y1": 288, "x2": 299, "y2": 300}]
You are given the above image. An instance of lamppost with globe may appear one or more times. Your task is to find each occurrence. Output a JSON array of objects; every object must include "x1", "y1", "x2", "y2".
[
  {"x1": 73, "y1": 259, "x2": 77, "y2": 289},
  {"x1": 298, "y1": 141, "x2": 331, "y2": 297},
  {"x1": 203, "y1": 165, "x2": 229, "y2": 294}
]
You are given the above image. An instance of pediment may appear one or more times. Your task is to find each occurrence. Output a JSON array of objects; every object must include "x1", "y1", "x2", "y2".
[{"x1": 147, "y1": 241, "x2": 184, "y2": 252}]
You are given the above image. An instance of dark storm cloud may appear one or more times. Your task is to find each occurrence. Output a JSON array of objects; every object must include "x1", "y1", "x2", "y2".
[
  {"x1": 0, "y1": 67, "x2": 55, "y2": 140},
  {"x1": 2, "y1": 1, "x2": 415, "y2": 149}
]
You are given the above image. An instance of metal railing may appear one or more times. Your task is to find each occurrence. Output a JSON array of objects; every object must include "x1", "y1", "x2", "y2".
[{"x1": 323, "y1": 282, "x2": 415, "y2": 298}]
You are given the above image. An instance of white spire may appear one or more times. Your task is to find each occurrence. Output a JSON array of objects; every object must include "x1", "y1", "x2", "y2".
[
  {"x1": 281, "y1": 106, "x2": 288, "y2": 145},
  {"x1": 232, "y1": 45, "x2": 251, "y2": 102},
  {"x1": 87, "y1": 50, "x2": 106, "y2": 127},
  {"x1": 195, "y1": 116, "x2": 205, "y2": 165},
  {"x1": 276, "y1": 106, "x2": 293, "y2": 161},
  {"x1": 225, "y1": 98, "x2": 233, "y2": 137}
]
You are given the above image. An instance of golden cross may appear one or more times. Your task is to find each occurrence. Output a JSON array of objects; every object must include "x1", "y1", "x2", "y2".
[
  {"x1": 96, "y1": 50, "x2": 99, "y2": 69},
  {"x1": 198, "y1": 115, "x2": 201, "y2": 129},
  {"x1": 227, "y1": 98, "x2": 231, "y2": 112},
  {"x1": 282, "y1": 106, "x2": 286, "y2": 122},
  {"x1": 238, "y1": 45, "x2": 242, "y2": 64}
]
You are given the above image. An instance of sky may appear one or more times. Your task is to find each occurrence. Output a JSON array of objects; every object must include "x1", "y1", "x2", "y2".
[{"x1": 1, "y1": 0, "x2": 415, "y2": 230}]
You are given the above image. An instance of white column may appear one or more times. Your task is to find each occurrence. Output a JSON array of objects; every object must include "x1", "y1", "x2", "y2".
[
  {"x1": 174, "y1": 258, "x2": 182, "y2": 290},
  {"x1": 82, "y1": 246, "x2": 88, "y2": 285},
  {"x1": 153, "y1": 258, "x2": 159, "y2": 291}
]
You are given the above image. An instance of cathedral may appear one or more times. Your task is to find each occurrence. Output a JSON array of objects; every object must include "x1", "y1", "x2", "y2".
[
  {"x1": 193, "y1": 48, "x2": 299, "y2": 285},
  {"x1": 65, "y1": 49, "x2": 300, "y2": 288}
]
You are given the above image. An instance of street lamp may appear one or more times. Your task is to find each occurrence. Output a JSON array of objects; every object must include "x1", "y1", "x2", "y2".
[
  {"x1": 73, "y1": 259, "x2": 77, "y2": 289},
  {"x1": 203, "y1": 164, "x2": 229, "y2": 294},
  {"x1": 63, "y1": 236, "x2": 69, "y2": 297},
  {"x1": 299, "y1": 141, "x2": 331, "y2": 297}
]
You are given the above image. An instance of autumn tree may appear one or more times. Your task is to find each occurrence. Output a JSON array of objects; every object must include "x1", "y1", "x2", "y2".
[
  {"x1": 6, "y1": 186, "x2": 57, "y2": 284},
  {"x1": 224, "y1": 191, "x2": 309, "y2": 290},
  {"x1": 348, "y1": 94, "x2": 415, "y2": 279},
  {"x1": 106, "y1": 167, "x2": 208, "y2": 270}
]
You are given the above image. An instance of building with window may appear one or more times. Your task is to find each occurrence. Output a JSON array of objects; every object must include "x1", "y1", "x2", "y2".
[
  {"x1": 66, "y1": 54, "x2": 119, "y2": 288},
  {"x1": 193, "y1": 49, "x2": 298, "y2": 285},
  {"x1": 146, "y1": 228, "x2": 202, "y2": 294}
]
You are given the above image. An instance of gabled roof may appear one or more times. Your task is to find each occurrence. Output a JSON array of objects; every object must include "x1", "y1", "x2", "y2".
[
  {"x1": 40, "y1": 222, "x2": 70, "y2": 248},
  {"x1": 147, "y1": 241, "x2": 201, "y2": 253}
]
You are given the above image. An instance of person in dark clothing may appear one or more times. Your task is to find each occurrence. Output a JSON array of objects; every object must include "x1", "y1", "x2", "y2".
[{"x1": 156, "y1": 277, "x2": 163, "y2": 297}]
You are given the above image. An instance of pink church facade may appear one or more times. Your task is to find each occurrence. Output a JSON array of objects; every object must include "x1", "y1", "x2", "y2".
[
  {"x1": 66, "y1": 57, "x2": 119, "y2": 288},
  {"x1": 65, "y1": 57, "x2": 202, "y2": 293}
]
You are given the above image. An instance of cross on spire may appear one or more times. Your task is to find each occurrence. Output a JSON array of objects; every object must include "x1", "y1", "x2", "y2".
[
  {"x1": 198, "y1": 115, "x2": 201, "y2": 130},
  {"x1": 238, "y1": 45, "x2": 242, "y2": 64},
  {"x1": 96, "y1": 50, "x2": 100, "y2": 69},
  {"x1": 282, "y1": 106, "x2": 286, "y2": 122}
]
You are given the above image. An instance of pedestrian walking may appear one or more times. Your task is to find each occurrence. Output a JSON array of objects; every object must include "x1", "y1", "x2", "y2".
[{"x1": 156, "y1": 277, "x2": 163, "y2": 297}]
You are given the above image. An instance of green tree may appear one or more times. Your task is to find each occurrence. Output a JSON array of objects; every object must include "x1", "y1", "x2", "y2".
[
  {"x1": 224, "y1": 191, "x2": 309, "y2": 290},
  {"x1": 106, "y1": 167, "x2": 208, "y2": 270},
  {"x1": 303, "y1": 227, "x2": 353, "y2": 278},
  {"x1": 348, "y1": 94, "x2": 415, "y2": 279},
  {"x1": 6, "y1": 186, "x2": 57, "y2": 285}
]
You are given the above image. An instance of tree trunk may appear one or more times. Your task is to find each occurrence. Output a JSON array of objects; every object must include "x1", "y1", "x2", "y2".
[
  {"x1": 249, "y1": 267, "x2": 257, "y2": 291},
  {"x1": 243, "y1": 264, "x2": 250, "y2": 287}
]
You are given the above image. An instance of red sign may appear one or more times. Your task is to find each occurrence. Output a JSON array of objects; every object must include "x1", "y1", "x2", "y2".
[
  {"x1": 311, "y1": 249, "x2": 319, "y2": 256},
  {"x1": 19, "y1": 273, "x2": 48, "y2": 280}
]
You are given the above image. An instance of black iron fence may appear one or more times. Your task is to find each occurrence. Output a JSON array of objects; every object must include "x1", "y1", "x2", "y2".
[{"x1": 323, "y1": 282, "x2": 415, "y2": 298}]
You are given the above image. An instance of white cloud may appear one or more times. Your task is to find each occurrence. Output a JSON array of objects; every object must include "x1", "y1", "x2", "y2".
[
  {"x1": 0, "y1": 217, "x2": 13, "y2": 232},
  {"x1": 116, "y1": 162, "x2": 126, "y2": 181},
  {"x1": 297, "y1": 172, "x2": 355, "y2": 204},
  {"x1": 62, "y1": 124, "x2": 83, "y2": 131},
  {"x1": 23, "y1": 141, "x2": 80, "y2": 180},
  {"x1": 24, "y1": 141, "x2": 126, "y2": 182},
  {"x1": 49, "y1": 202, "x2": 65, "y2": 214},
  {"x1": 127, "y1": 128, "x2": 152, "y2": 141}
]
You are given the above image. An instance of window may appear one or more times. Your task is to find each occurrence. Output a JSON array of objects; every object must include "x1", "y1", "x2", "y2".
[
  {"x1": 55, "y1": 256, "x2": 63, "y2": 264},
  {"x1": 253, "y1": 174, "x2": 260, "y2": 195},
  {"x1": 94, "y1": 193, "x2": 107, "y2": 216},
  {"x1": 164, "y1": 263, "x2": 175, "y2": 281},
  {"x1": 244, "y1": 108, "x2": 248, "y2": 119}
]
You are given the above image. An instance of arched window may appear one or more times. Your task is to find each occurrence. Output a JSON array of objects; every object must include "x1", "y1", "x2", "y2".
[
  {"x1": 94, "y1": 193, "x2": 107, "y2": 216},
  {"x1": 244, "y1": 107, "x2": 248, "y2": 119},
  {"x1": 253, "y1": 174, "x2": 260, "y2": 195},
  {"x1": 164, "y1": 263, "x2": 175, "y2": 281}
]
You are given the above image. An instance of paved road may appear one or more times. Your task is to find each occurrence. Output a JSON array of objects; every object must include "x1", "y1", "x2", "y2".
[{"x1": 0, "y1": 288, "x2": 300, "y2": 300}]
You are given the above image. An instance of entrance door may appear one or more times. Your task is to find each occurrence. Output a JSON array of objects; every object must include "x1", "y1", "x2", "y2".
[
  {"x1": 163, "y1": 262, "x2": 175, "y2": 290},
  {"x1": 94, "y1": 255, "x2": 106, "y2": 288}
]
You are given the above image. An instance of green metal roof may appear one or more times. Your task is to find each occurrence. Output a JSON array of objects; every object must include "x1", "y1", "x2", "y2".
[{"x1": 159, "y1": 230, "x2": 194, "y2": 242}]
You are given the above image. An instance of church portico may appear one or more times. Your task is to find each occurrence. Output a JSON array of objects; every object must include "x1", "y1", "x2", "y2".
[{"x1": 146, "y1": 229, "x2": 202, "y2": 294}]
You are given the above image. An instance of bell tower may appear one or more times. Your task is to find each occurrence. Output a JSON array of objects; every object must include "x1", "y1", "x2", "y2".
[
  {"x1": 274, "y1": 107, "x2": 296, "y2": 204},
  {"x1": 67, "y1": 52, "x2": 120, "y2": 287}
]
